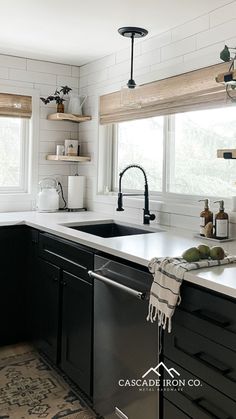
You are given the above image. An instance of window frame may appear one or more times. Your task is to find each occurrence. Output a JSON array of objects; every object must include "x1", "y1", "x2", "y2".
[
  {"x1": 0, "y1": 85, "x2": 39, "y2": 211},
  {"x1": 99, "y1": 108, "x2": 234, "y2": 208},
  {"x1": 0, "y1": 118, "x2": 29, "y2": 194}
]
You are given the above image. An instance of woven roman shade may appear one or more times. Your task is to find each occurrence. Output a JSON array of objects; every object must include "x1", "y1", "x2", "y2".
[
  {"x1": 100, "y1": 62, "x2": 231, "y2": 125},
  {"x1": 0, "y1": 93, "x2": 32, "y2": 118}
]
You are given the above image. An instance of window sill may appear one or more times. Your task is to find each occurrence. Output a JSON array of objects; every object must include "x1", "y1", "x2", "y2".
[{"x1": 95, "y1": 192, "x2": 234, "y2": 220}]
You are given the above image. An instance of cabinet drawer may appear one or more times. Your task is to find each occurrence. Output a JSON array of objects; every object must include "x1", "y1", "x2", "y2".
[
  {"x1": 163, "y1": 358, "x2": 236, "y2": 419},
  {"x1": 163, "y1": 398, "x2": 191, "y2": 419},
  {"x1": 164, "y1": 324, "x2": 236, "y2": 401},
  {"x1": 176, "y1": 284, "x2": 236, "y2": 352},
  {"x1": 39, "y1": 233, "x2": 94, "y2": 281}
]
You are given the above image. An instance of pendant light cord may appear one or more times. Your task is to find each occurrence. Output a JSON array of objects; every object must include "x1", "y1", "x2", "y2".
[{"x1": 130, "y1": 33, "x2": 134, "y2": 82}]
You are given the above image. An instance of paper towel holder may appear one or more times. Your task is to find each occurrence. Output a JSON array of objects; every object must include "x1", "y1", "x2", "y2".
[{"x1": 67, "y1": 174, "x2": 87, "y2": 212}]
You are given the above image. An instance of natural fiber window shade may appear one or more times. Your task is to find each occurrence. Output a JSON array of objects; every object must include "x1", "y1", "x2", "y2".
[
  {"x1": 100, "y1": 62, "x2": 230, "y2": 125},
  {"x1": 0, "y1": 93, "x2": 32, "y2": 118}
]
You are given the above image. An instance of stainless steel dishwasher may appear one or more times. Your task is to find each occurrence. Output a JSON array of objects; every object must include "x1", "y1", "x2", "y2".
[{"x1": 89, "y1": 255, "x2": 159, "y2": 419}]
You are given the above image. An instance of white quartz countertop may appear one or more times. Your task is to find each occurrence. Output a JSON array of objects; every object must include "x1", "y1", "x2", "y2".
[{"x1": 1, "y1": 210, "x2": 236, "y2": 299}]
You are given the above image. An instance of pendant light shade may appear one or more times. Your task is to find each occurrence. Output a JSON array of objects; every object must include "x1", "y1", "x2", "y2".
[{"x1": 118, "y1": 26, "x2": 148, "y2": 108}]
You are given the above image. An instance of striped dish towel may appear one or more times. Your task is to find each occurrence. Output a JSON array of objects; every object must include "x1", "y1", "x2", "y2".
[{"x1": 147, "y1": 255, "x2": 236, "y2": 333}]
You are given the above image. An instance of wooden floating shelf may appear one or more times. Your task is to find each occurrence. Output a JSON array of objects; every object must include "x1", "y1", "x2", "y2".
[
  {"x1": 217, "y1": 149, "x2": 236, "y2": 159},
  {"x1": 47, "y1": 113, "x2": 92, "y2": 122},
  {"x1": 46, "y1": 155, "x2": 91, "y2": 162}
]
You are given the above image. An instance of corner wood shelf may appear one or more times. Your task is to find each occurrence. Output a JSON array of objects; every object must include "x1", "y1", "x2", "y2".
[
  {"x1": 47, "y1": 113, "x2": 92, "y2": 123},
  {"x1": 46, "y1": 155, "x2": 91, "y2": 162}
]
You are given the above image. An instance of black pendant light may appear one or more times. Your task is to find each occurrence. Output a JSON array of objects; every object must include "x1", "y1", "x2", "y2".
[{"x1": 118, "y1": 27, "x2": 148, "y2": 89}]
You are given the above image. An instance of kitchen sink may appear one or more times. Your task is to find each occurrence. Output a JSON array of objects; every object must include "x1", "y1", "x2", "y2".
[{"x1": 64, "y1": 222, "x2": 160, "y2": 238}]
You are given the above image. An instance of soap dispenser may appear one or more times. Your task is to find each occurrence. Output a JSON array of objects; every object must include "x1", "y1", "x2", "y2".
[
  {"x1": 214, "y1": 200, "x2": 229, "y2": 239},
  {"x1": 199, "y1": 199, "x2": 213, "y2": 236}
]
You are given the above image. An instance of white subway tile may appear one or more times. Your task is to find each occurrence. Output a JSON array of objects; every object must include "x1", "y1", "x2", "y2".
[
  {"x1": 0, "y1": 67, "x2": 8, "y2": 79},
  {"x1": 210, "y1": 2, "x2": 236, "y2": 27},
  {"x1": 72, "y1": 66, "x2": 80, "y2": 77},
  {"x1": 161, "y1": 36, "x2": 196, "y2": 61},
  {"x1": 0, "y1": 54, "x2": 26, "y2": 69},
  {"x1": 135, "y1": 49, "x2": 161, "y2": 69},
  {"x1": 141, "y1": 31, "x2": 171, "y2": 54},
  {"x1": 108, "y1": 61, "x2": 130, "y2": 79},
  {"x1": 87, "y1": 69, "x2": 108, "y2": 85},
  {"x1": 38, "y1": 164, "x2": 72, "y2": 176},
  {"x1": 27, "y1": 59, "x2": 71, "y2": 76},
  {"x1": 197, "y1": 19, "x2": 236, "y2": 49},
  {"x1": 40, "y1": 119, "x2": 78, "y2": 132},
  {"x1": 183, "y1": 42, "x2": 223, "y2": 69},
  {"x1": 56, "y1": 75, "x2": 78, "y2": 89},
  {"x1": 39, "y1": 141, "x2": 60, "y2": 153},
  {"x1": 9, "y1": 69, "x2": 56, "y2": 85},
  {"x1": 80, "y1": 54, "x2": 116, "y2": 77},
  {"x1": 115, "y1": 44, "x2": 141, "y2": 64},
  {"x1": 0, "y1": 78, "x2": 34, "y2": 89},
  {"x1": 40, "y1": 130, "x2": 70, "y2": 141},
  {"x1": 171, "y1": 15, "x2": 209, "y2": 42},
  {"x1": 34, "y1": 83, "x2": 58, "y2": 96},
  {"x1": 139, "y1": 57, "x2": 184, "y2": 84},
  {"x1": 79, "y1": 75, "x2": 88, "y2": 88}
]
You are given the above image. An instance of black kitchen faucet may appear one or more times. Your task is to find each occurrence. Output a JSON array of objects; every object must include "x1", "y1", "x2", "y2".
[{"x1": 116, "y1": 164, "x2": 156, "y2": 225}]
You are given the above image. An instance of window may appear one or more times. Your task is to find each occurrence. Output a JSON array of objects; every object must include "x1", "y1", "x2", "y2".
[
  {"x1": 114, "y1": 117, "x2": 164, "y2": 191},
  {"x1": 110, "y1": 106, "x2": 236, "y2": 199},
  {"x1": 0, "y1": 117, "x2": 29, "y2": 193}
]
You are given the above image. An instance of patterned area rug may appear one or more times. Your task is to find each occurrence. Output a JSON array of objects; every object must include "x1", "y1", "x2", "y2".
[{"x1": 0, "y1": 343, "x2": 96, "y2": 419}]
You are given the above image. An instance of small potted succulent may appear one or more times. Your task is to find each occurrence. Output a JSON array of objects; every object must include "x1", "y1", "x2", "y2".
[{"x1": 40, "y1": 85, "x2": 72, "y2": 113}]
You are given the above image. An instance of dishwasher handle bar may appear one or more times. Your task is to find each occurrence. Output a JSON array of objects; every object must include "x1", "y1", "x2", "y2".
[{"x1": 88, "y1": 270, "x2": 149, "y2": 301}]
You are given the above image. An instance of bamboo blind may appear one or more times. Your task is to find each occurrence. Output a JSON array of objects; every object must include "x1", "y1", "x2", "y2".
[
  {"x1": 0, "y1": 93, "x2": 32, "y2": 118},
  {"x1": 100, "y1": 62, "x2": 231, "y2": 124}
]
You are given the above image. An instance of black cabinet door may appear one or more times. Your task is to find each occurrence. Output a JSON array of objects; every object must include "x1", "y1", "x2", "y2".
[
  {"x1": 163, "y1": 398, "x2": 191, "y2": 419},
  {"x1": 61, "y1": 271, "x2": 92, "y2": 397},
  {"x1": 0, "y1": 226, "x2": 27, "y2": 345},
  {"x1": 35, "y1": 258, "x2": 60, "y2": 363}
]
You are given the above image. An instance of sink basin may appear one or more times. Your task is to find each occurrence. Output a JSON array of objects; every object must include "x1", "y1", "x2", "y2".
[{"x1": 65, "y1": 222, "x2": 159, "y2": 238}]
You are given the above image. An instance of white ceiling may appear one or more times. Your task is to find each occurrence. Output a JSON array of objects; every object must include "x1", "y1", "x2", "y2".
[{"x1": 0, "y1": 0, "x2": 231, "y2": 66}]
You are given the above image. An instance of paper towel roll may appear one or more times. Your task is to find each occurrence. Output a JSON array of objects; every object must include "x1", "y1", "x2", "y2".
[{"x1": 68, "y1": 175, "x2": 85, "y2": 209}]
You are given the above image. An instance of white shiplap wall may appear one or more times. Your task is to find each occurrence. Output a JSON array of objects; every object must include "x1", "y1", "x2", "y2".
[
  {"x1": 78, "y1": 1, "x2": 236, "y2": 230},
  {"x1": 0, "y1": 55, "x2": 80, "y2": 211}
]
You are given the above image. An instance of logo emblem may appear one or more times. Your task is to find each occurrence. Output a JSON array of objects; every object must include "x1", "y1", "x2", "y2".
[{"x1": 142, "y1": 362, "x2": 180, "y2": 379}]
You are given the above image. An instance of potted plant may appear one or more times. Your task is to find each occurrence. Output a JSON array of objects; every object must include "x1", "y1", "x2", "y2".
[{"x1": 40, "y1": 85, "x2": 72, "y2": 113}]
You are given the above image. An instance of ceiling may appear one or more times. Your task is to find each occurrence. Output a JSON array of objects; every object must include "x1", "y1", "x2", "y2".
[{"x1": 0, "y1": 0, "x2": 231, "y2": 66}]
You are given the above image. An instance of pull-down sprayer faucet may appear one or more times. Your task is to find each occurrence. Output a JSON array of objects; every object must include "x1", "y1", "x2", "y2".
[{"x1": 116, "y1": 164, "x2": 155, "y2": 225}]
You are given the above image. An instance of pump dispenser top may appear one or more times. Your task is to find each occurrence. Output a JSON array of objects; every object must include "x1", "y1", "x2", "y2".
[
  {"x1": 214, "y1": 200, "x2": 225, "y2": 211},
  {"x1": 199, "y1": 199, "x2": 210, "y2": 209}
]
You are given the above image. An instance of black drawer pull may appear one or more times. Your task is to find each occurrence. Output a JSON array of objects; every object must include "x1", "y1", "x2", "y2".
[
  {"x1": 195, "y1": 352, "x2": 231, "y2": 375},
  {"x1": 43, "y1": 249, "x2": 87, "y2": 271},
  {"x1": 192, "y1": 397, "x2": 231, "y2": 419},
  {"x1": 174, "y1": 339, "x2": 231, "y2": 376},
  {"x1": 192, "y1": 309, "x2": 230, "y2": 328}
]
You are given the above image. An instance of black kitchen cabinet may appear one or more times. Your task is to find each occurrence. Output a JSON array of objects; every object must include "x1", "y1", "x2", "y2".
[
  {"x1": 163, "y1": 398, "x2": 190, "y2": 419},
  {"x1": 61, "y1": 271, "x2": 93, "y2": 397},
  {"x1": 36, "y1": 258, "x2": 61, "y2": 363},
  {"x1": 163, "y1": 283, "x2": 236, "y2": 418},
  {"x1": 0, "y1": 226, "x2": 28, "y2": 345},
  {"x1": 29, "y1": 231, "x2": 94, "y2": 397}
]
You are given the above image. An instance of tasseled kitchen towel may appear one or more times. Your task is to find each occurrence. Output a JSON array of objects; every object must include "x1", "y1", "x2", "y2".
[{"x1": 147, "y1": 255, "x2": 236, "y2": 333}]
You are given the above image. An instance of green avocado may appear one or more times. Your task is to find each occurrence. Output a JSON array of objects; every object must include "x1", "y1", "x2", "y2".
[
  {"x1": 210, "y1": 246, "x2": 225, "y2": 260},
  {"x1": 197, "y1": 244, "x2": 210, "y2": 259},
  {"x1": 182, "y1": 247, "x2": 200, "y2": 263}
]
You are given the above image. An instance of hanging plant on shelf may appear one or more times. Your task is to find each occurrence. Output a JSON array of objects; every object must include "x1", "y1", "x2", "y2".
[
  {"x1": 216, "y1": 45, "x2": 236, "y2": 101},
  {"x1": 40, "y1": 85, "x2": 72, "y2": 113}
]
